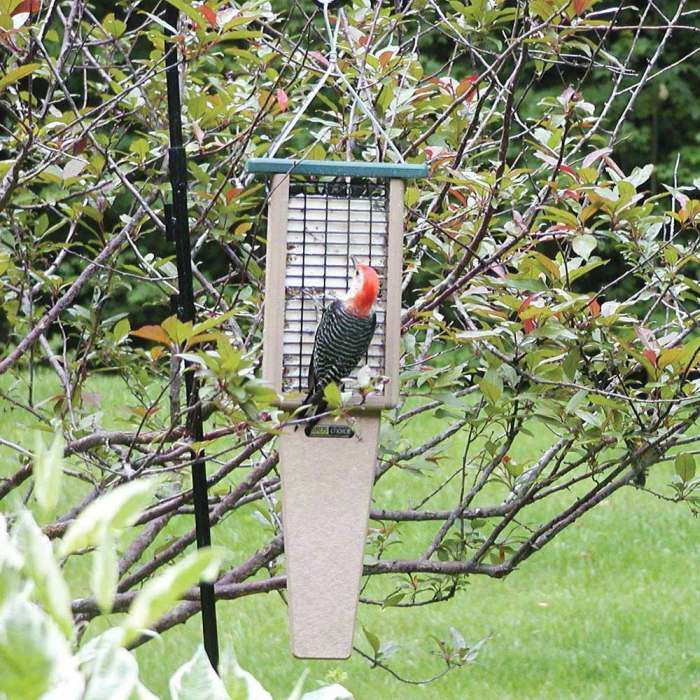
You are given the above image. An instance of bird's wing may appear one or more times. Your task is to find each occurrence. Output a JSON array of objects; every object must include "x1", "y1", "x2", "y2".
[
  {"x1": 306, "y1": 361, "x2": 317, "y2": 398},
  {"x1": 306, "y1": 303, "x2": 332, "y2": 396}
]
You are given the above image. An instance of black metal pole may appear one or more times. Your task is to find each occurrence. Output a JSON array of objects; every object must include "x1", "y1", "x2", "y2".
[{"x1": 163, "y1": 4, "x2": 219, "y2": 671}]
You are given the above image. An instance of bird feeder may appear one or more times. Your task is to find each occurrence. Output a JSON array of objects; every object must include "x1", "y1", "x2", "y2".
[{"x1": 247, "y1": 158, "x2": 426, "y2": 659}]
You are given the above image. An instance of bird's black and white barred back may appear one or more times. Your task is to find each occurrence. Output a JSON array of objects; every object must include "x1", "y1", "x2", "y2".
[{"x1": 307, "y1": 300, "x2": 377, "y2": 401}]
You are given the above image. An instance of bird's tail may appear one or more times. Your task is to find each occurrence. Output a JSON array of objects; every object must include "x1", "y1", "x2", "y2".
[
  {"x1": 296, "y1": 391, "x2": 327, "y2": 436},
  {"x1": 303, "y1": 399, "x2": 328, "y2": 436}
]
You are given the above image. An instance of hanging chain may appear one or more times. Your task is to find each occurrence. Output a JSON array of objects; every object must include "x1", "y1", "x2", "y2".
[{"x1": 265, "y1": 3, "x2": 403, "y2": 162}]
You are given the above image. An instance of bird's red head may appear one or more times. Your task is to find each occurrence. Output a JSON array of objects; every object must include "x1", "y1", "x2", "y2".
[{"x1": 343, "y1": 260, "x2": 379, "y2": 317}]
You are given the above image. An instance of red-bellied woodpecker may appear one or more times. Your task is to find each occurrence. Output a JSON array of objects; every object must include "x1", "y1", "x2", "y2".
[{"x1": 300, "y1": 258, "x2": 380, "y2": 435}]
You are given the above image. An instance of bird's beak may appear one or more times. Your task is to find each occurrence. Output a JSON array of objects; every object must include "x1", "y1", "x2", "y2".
[{"x1": 351, "y1": 255, "x2": 359, "y2": 268}]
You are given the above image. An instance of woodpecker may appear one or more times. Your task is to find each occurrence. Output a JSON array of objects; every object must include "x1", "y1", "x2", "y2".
[{"x1": 300, "y1": 258, "x2": 380, "y2": 436}]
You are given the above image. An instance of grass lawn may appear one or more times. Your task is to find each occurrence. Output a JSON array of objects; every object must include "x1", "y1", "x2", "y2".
[{"x1": 1, "y1": 372, "x2": 698, "y2": 699}]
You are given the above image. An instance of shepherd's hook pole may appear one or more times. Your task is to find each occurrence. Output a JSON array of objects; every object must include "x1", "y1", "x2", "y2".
[{"x1": 163, "y1": 4, "x2": 219, "y2": 671}]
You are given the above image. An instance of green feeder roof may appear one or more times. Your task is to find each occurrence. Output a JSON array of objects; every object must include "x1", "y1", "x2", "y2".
[{"x1": 246, "y1": 158, "x2": 427, "y2": 179}]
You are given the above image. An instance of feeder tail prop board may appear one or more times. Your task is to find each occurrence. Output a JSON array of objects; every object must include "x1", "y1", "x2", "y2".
[{"x1": 279, "y1": 413, "x2": 380, "y2": 659}]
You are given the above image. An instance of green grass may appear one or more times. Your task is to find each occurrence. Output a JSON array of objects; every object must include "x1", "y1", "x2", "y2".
[{"x1": 1, "y1": 372, "x2": 698, "y2": 699}]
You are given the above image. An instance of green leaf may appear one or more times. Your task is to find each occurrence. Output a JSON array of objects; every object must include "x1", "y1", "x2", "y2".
[
  {"x1": 627, "y1": 164, "x2": 653, "y2": 187},
  {"x1": 479, "y1": 367, "x2": 503, "y2": 405},
  {"x1": 540, "y1": 205, "x2": 579, "y2": 227},
  {"x1": 132, "y1": 682, "x2": 159, "y2": 700},
  {"x1": 82, "y1": 633, "x2": 139, "y2": 700},
  {"x1": 163, "y1": 0, "x2": 204, "y2": 27},
  {"x1": 675, "y1": 453, "x2": 696, "y2": 483},
  {"x1": 113, "y1": 318, "x2": 131, "y2": 344},
  {"x1": 192, "y1": 308, "x2": 239, "y2": 336},
  {"x1": 678, "y1": 338, "x2": 700, "y2": 371},
  {"x1": 33, "y1": 429, "x2": 65, "y2": 515},
  {"x1": 0, "y1": 63, "x2": 41, "y2": 92},
  {"x1": 35, "y1": 213, "x2": 49, "y2": 236},
  {"x1": 245, "y1": 380, "x2": 278, "y2": 407},
  {"x1": 382, "y1": 591, "x2": 405, "y2": 607},
  {"x1": 222, "y1": 646, "x2": 275, "y2": 700},
  {"x1": 0, "y1": 596, "x2": 80, "y2": 700},
  {"x1": 301, "y1": 686, "x2": 354, "y2": 700},
  {"x1": 405, "y1": 187, "x2": 420, "y2": 207},
  {"x1": 0, "y1": 514, "x2": 23, "y2": 603},
  {"x1": 529, "y1": 252, "x2": 560, "y2": 281},
  {"x1": 563, "y1": 349, "x2": 580, "y2": 381},
  {"x1": 92, "y1": 531, "x2": 118, "y2": 615},
  {"x1": 323, "y1": 382, "x2": 342, "y2": 410},
  {"x1": 169, "y1": 646, "x2": 231, "y2": 700},
  {"x1": 363, "y1": 626, "x2": 380, "y2": 654},
  {"x1": 162, "y1": 315, "x2": 194, "y2": 345},
  {"x1": 128, "y1": 138, "x2": 149, "y2": 159},
  {"x1": 286, "y1": 670, "x2": 309, "y2": 700},
  {"x1": 102, "y1": 13, "x2": 126, "y2": 38},
  {"x1": 565, "y1": 389, "x2": 588, "y2": 415},
  {"x1": 60, "y1": 478, "x2": 161, "y2": 556},
  {"x1": 572, "y1": 234, "x2": 597, "y2": 260},
  {"x1": 122, "y1": 547, "x2": 223, "y2": 644},
  {"x1": 657, "y1": 347, "x2": 683, "y2": 371},
  {"x1": 62, "y1": 158, "x2": 88, "y2": 181},
  {"x1": 377, "y1": 84, "x2": 394, "y2": 112},
  {"x1": 12, "y1": 511, "x2": 73, "y2": 638}
]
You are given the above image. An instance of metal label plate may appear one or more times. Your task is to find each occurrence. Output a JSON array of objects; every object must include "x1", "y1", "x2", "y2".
[{"x1": 306, "y1": 424, "x2": 355, "y2": 439}]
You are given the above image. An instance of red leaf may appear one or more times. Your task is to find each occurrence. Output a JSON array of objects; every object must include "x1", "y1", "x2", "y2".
[
  {"x1": 225, "y1": 187, "x2": 243, "y2": 204},
  {"x1": 12, "y1": 0, "x2": 40, "y2": 14},
  {"x1": 523, "y1": 319, "x2": 537, "y2": 334},
  {"x1": 456, "y1": 73, "x2": 478, "y2": 100},
  {"x1": 71, "y1": 137, "x2": 88, "y2": 155},
  {"x1": 198, "y1": 4, "x2": 217, "y2": 29},
  {"x1": 378, "y1": 50, "x2": 394, "y2": 69},
  {"x1": 643, "y1": 349, "x2": 658, "y2": 367},
  {"x1": 517, "y1": 294, "x2": 536, "y2": 317},
  {"x1": 538, "y1": 152, "x2": 579, "y2": 181},
  {"x1": 587, "y1": 298, "x2": 601, "y2": 317},
  {"x1": 275, "y1": 88, "x2": 289, "y2": 112},
  {"x1": 448, "y1": 188, "x2": 467, "y2": 206},
  {"x1": 424, "y1": 146, "x2": 454, "y2": 163},
  {"x1": 309, "y1": 51, "x2": 329, "y2": 68},
  {"x1": 582, "y1": 147, "x2": 612, "y2": 169},
  {"x1": 573, "y1": 0, "x2": 592, "y2": 16},
  {"x1": 130, "y1": 325, "x2": 171, "y2": 345}
]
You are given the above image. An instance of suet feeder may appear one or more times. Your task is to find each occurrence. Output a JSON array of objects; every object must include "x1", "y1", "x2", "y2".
[{"x1": 247, "y1": 158, "x2": 427, "y2": 659}]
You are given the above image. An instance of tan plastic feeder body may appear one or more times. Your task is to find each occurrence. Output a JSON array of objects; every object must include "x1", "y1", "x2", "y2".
[{"x1": 246, "y1": 158, "x2": 427, "y2": 658}]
